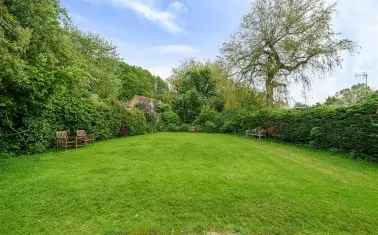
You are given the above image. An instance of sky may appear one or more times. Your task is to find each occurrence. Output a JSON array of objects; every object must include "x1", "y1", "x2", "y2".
[{"x1": 60, "y1": 0, "x2": 378, "y2": 104}]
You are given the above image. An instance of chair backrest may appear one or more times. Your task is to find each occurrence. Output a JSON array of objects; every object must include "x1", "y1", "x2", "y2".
[
  {"x1": 76, "y1": 130, "x2": 87, "y2": 137},
  {"x1": 56, "y1": 131, "x2": 68, "y2": 139}
]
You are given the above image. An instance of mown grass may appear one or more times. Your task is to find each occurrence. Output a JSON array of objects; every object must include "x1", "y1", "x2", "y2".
[{"x1": 1, "y1": 133, "x2": 377, "y2": 234}]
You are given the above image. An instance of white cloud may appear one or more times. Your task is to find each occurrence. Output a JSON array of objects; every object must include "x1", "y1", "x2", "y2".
[
  {"x1": 83, "y1": 0, "x2": 185, "y2": 33},
  {"x1": 107, "y1": 38, "x2": 197, "y2": 78}
]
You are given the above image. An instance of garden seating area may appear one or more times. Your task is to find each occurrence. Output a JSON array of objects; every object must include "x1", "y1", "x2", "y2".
[{"x1": 56, "y1": 130, "x2": 95, "y2": 150}]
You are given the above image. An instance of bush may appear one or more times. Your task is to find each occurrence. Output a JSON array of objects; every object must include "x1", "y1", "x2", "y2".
[
  {"x1": 309, "y1": 127, "x2": 325, "y2": 148},
  {"x1": 220, "y1": 94, "x2": 378, "y2": 160},
  {"x1": 194, "y1": 105, "x2": 220, "y2": 132},
  {"x1": 219, "y1": 109, "x2": 252, "y2": 134},
  {"x1": 178, "y1": 123, "x2": 193, "y2": 132},
  {"x1": 156, "y1": 109, "x2": 180, "y2": 131},
  {"x1": 122, "y1": 108, "x2": 147, "y2": 136},
  {"x1": 54, "y1": 96, "x2": 123, "y2": 140},
  {"x1": 161, "y1": 110, "x2": 180, "y2": 125},
  {"x1": 201, "y1": 121, "x2": 217, "y2": 133},
  {"x1": 23, "y1": 117, "x2": 55, "y2": 153},
  {"x1": 163, "y1": 123, "x2": 193, "y2": 132}
]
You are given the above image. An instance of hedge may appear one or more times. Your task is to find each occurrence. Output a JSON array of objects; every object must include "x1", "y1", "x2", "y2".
[
  {"x1": 2, "y1": 91, "x2": 377, "y2": 161},
  {"x1": 0, "y1": 96, "x2": 126, "y2": 154},
  {"x1": 222, "y1": 93, "x2": 378, "y2": 161}
]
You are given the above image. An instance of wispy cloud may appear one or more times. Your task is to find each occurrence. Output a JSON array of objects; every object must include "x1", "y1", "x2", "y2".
[
  {"x1": 83, "y1": 0, "x2": 184, "y2": 33},
  {"x1": 108, "y1": 38, "x2": 198, "y2": 78}
]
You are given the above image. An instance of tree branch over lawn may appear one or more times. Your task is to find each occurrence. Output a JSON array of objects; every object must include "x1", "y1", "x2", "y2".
[{"x1": 221, "y1": 0, "x2": 355, "y2": 106}]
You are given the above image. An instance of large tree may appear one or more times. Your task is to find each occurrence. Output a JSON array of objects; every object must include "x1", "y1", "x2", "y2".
[{"x1": 222, "y1": 0, "x2": 355, "y2": 106}]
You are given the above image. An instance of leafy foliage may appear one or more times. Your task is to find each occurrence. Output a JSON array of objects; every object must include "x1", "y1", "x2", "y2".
[
  {"x1": 0, "y1": 0, "x2": 166, "y2": 154},
  {"x1": 324, "y1": 83, "x2": 374, "y2": 107},
  {"x1": 158, "y1": 110, "x2": 180, "y2": 131},
  {"x1": 194, "y1": 105, "x2": 220, "y2": 132},
  {"x1": 118, "y1": 63, "x2": 168, "y2": 101},
  {"x1": 220, "y1": 94, "x2": 378, "y2": 160},
  {"x1": 170, "y1": 61, "x2": 218, "y2": 123},
  {"x1": 170, "y1": 60, "x2": 264, "y2": 123},
  {"x1": 122, "y1": 108, "x2": 147, "y2": 136},
  {"x1": 173, "y1": 89, "x2": 202, "y2": 123}
]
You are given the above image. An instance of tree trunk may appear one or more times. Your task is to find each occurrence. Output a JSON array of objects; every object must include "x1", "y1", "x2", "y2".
[{"x1": 265, "y1": 76, "x2": 274, "y2": 106}]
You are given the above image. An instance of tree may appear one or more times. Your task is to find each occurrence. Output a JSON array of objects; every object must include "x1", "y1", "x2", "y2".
[
  {"x1": 0, "y1": 0, "x2": 76, "y2": 152},
  {"x1": 173, "y1": 89, "x2": 202, "y2": 123},
  {"x1": 0, "y1": 0, "x2": 169, "y2": 153},
  {"x1": 69, "y1": 29, "x2": 122, "y2": 99},
  {"x1": 170, "y1": 60, "x2": 217, "y2": 99},
  {"x1": 169, "y1": 60, "x2": 219, "y2": 122},
  {"x1": 324, "y1": 83, "x2": 374, "y2": 107},
  {"x1": 222, "y1": 0, "x2": 355, "y2": 106},
  {"x1": 118, "y1": 63, "x2": 168, "y2": 101}
]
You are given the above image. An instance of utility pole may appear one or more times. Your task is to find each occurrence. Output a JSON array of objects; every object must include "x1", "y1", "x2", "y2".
[{"x1": 355, "y1": 72, "x2": 368, "y2": 96}]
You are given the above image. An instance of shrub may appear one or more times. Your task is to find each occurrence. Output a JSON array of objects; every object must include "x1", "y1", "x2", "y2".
[
  {"x1": 0, "y1": 94, "x2": 125, "y2": 154},
  {"x1": 156, "y1": 109, "x2": 180, "y2": 131},
  {"x1": 121, "y1": 108, "x2": 147, "y2": 136},
  {"x1": 201, "y1": 121, "x2": 217, "y2": 133},
  {"x1": 177, "y1": 123, "x2": 193, "y2": 132},
  {"x1": 194, "y1": 105, "x2": 227, "y2": 133},
  {"x1": 156, "y1": 103, "x2": 171, "y2": 113},
  {"x1": 219, "y1": 109, "x2": 254, "y2": 134},
  {"x1": 162, "y1": 110, "x2": 180, "y2": 125},
  {"x1": 309, "y1": 127, "x2": 325, "y2": 148},
  {"x1": 224, "y1": 94, "x2": 378, "y2": 160}
]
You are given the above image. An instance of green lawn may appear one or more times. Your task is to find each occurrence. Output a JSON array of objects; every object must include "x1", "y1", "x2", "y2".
[{"x1": 1, "y1": 133, "x2": 377, "y2": 235}]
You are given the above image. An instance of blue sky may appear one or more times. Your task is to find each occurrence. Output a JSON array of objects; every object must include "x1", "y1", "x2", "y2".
[{"x1": 61, "y1": 0, "x2": 378, "y2": 104}]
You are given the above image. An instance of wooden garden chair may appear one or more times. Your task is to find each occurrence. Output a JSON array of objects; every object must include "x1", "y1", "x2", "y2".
[
  {"x1": 56, "y1": 131, "x2": 74, "y2": 150},
  {"x1": 75, "y1": 130, "x2": 95, "y2": 149}
]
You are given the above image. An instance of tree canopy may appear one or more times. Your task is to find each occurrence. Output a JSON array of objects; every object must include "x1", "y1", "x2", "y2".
[
  {"x1": 222, "y1": 0, "x2": 355, "y2": 106},
  {"x1": 324, "y1": 83, "x2": 375, "y2": 107},
  {"x1": 169, "y1": 60, "x2": 263, "y2": 123}
]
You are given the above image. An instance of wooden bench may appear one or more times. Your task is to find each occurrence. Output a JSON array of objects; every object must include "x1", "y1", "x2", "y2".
[{"x1": 246, "y1": 128, "x2": 266, "y2": 139}]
